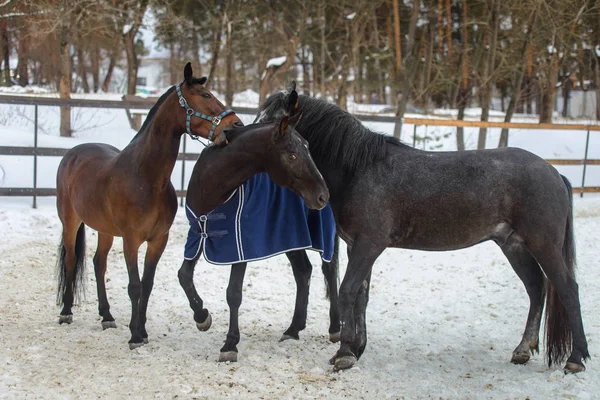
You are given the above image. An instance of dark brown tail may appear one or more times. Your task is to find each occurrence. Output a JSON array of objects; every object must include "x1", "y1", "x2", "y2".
[
  {"x1": 56, "y1": 223, "x2": 87, "y2": 305},
  {"x1": 544, "y1": 175, "x2": 575, "y2": 366}
]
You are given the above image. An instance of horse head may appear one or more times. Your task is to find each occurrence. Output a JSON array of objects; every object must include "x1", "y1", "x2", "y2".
[{"x1": 176, "y1": 62, "x2": 242, "y2": 146}]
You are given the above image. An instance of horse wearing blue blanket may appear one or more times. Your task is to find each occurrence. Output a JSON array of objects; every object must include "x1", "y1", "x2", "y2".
[{"x1": 178, "y1": 87, "x2": 339, "y2": 362}]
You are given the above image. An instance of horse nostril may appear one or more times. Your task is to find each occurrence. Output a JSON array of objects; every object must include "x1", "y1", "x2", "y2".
[
  {"x1": 232, "y1": 121, "x2": 244, "y2": 128},
  {"x1": 318, "y1": 193, "x2": 328, "y2": 206}
]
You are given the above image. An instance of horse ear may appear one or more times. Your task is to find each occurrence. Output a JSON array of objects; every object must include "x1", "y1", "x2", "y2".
[
  {"x1": 287, "y1": 80, "x2": 297, "y2": 93},
  {"x1": 184, "y1": 62, "x2": 193, "y2": 85},
  {"x1": 198, "y1": 76, "x2": 207, "y2": 85},
  {"x1": 277, "y1": 115, "x2": 289, "y2": 139},
  {"x1": 286, "y1": 89, "x2": 299, "y2": 116}
]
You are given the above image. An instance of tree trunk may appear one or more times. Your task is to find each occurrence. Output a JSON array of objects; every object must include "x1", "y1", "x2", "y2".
[
  {"x1": 90, "y1": 42, "x2": 100, "y2": 92},
  {"x1": 122, "y1": 0, "x2": 148, "y2": 96},
  {"x1": 301, "y1": 45, "x2": 311, "y2": 96},
  {"x1": 456, "y1": 0, "x2": 469, "y2": 150},
  {"x1": 499, "y1": 7, "x2": 538, "y2": 148},
  {"x1": 437, "y1": 0, "x2": 444, "y2": 55},
  {"x1": 319, "y1": 3, "x2": 326, "y2": 98},
  {"x1": 206, "y1": 20, "x2": 222, "y2": 89},
  {"x1": 169, "y1": 43, "x2": 177, "y2": 84},
  {"x1": 77, "y1": 47, "x2": 90, "y2": 93},
  {"x1": 59, "y1": 1, "x2": 72, "y2": 137},
  {"x1": 477, "y1": 0, "x2": 499, "y2": 149},
  {"x1": 394, "y1": 0, "x2": 421, "y2": 139},
  {"x1": 0, "y1": 19, "x2": 10, "y2": 86},
  {"x1": 225, "y1": 17, "x2": 234, "y2": 107},
  {"x1": 123, "y1": 31, "x2": 138, "y2": 95},
  {"x1": 539, "y1": 54, "x2": 559, "y2": 123},
  {"x1": 445, "y1": 0, "x2": 452, "y2": 59},
  {"x1": 392, "y1": 0, "x2": 402, "y2": 79},
  {"x1": 191, "y1": 32, "x2": 202, "y2": 77},
  {"x1": 101, "y1": 52, "x2": 115, "y2": 92},
  {"x1": 16, "y1": 25, "x2": 29, "y2": 87}
]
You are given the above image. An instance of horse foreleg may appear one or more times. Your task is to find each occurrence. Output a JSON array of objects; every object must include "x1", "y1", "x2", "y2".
[
  {"x1": 322, "y1": 234, "x2": 341, "y2": 342},
  {"x1": 122, "y1": 237, "x2": 144, "y2": 349},
  {"x1": 94, "y1": 232, "x2": 116, "y2": 330},
  {"x1": 219, "y1": 262, "x2": 247, "y2": 362},
  {"x1": 177, "y1": 253, "x2": 212, "y2": 331},
  {"x1": 281, "y1": 250, "x2": 313, "y2": 341},
  {"x1": 138, "y1": 233, "x2": 169, "y2": 343},
  {"x1": 331, "y1": 236, "x2": 383, "y2": 371},
  {"x1": 500, "y1": 236, "x2": 545, "y2": 365}
]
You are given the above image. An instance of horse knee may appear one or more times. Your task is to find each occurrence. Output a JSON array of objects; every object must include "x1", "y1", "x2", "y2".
[
  {"x1": 128, "y1": 282, "x2": 142, "y2": 299},
  {"x1": 226, "y1": 286, "x2": 243, "y2": 309}
]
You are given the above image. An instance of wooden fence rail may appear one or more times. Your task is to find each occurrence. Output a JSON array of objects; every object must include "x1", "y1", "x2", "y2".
[{"x1": 0, "y1": 94, "x2": 598, "y2": 207}]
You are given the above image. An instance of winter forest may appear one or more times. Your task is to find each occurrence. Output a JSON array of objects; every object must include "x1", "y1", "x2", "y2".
[{"x1": 0, "y1": 1, "x2": 599, "y2": 143}]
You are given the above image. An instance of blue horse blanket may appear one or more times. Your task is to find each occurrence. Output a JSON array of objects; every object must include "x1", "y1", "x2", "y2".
[{"x1": 184, "y1": 172, "x2": 336, "y2": 265}]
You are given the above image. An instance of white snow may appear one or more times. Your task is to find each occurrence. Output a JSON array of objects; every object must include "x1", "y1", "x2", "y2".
[
  {"x1": 346, "y1": 12, "x2": 356, "y2": 20},
  {"x1": 266, "y1": 56, "x2": 287, "y2": 69},
  {"x1": 0, "y1": 91, "x2": 600, "y2": 397}
]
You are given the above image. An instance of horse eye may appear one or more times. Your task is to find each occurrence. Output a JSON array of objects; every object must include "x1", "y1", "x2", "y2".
[
  {"x1": 202, "y1": 93, "x2": 211, "y2": 99},
  {"x1": 289, "y1": 153, "x2": 297, "y2": 161}
]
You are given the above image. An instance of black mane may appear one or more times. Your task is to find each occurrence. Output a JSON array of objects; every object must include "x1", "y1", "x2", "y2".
[
  {"x1": 130, "y1": 85, "x2": 177, "y2": 142},
  {"x1": 259, "y1": 92, "x2": 402, "y2": 172}
]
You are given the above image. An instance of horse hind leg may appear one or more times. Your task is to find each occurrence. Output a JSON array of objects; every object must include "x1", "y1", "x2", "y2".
[
  {"x1": 529, "y1": 246, "x2": 589, "y2": 373},
  {"x1": 219, "y1": 263, "x2": 247, "y2": 362},
  {"x1": 280, "y1": 250, "x2": 312, "y2": 341},
  {"x1": 500, "y1": 235, "x2": 545, "y2": 365},
  {"x1": 56, "y1": 218, "x2": 86, "y2": 325},
  {"x1": 94, "y1": 232, "x2": 116, "y2": 330}
]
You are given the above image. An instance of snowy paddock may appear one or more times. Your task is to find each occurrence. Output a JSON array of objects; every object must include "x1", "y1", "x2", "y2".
[{"x1": 0, "y1": 196, "x2": 599, "y2": 399}]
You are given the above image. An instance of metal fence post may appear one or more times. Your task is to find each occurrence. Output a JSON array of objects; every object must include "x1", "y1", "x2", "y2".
[
  {"x1": 180, "y1": 132, "x2": 187, "y2": 207},
  {"x1": 33, "y1": 105, "x2": 38, "y2": 209},
  {"x1": 580, "y1": 129, "x2": 590, "y2": 198}
]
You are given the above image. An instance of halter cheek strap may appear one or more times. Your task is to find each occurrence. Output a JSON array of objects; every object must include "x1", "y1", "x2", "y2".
[{"x1": 176, "y1": 83, "x2": 236, "y2": 141}]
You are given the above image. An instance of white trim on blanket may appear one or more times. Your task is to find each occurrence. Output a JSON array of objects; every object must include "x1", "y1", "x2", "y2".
[{"x1": 200, "y1": 244, "x2": 331, "y2": 266}]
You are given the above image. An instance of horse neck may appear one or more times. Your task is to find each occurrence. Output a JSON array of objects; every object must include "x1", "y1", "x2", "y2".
[
  {"x1": 125, "y1": 96, "x2": 184, "y2": 187},
  {"x1": 192, "y1": 132, "x2": 269, "y2": 212}
]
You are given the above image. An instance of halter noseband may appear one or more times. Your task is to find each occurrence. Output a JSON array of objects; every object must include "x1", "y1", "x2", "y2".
[{"x1": 175, "y1": 83, "x2": 235, "y2": 142}]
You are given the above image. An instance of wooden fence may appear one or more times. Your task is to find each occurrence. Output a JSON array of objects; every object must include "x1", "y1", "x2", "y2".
[{"x1": 0, "y1": 94, "x2": 598, "y2": 209}]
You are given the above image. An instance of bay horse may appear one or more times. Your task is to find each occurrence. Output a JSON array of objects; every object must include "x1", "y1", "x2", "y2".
[
  {"x1": 256, "y1": 86, "x2": 589, "y2": 374},
  {"x1": 55, "y1": 62, "x2": 242, "y2": 349},
  {"x1": 178, "y1": 89, "x2": 334, "y2": 362}
]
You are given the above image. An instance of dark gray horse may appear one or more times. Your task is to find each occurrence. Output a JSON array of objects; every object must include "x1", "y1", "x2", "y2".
[{"x1": 256, "y1": 86, "x2": 589, "y2": 374}]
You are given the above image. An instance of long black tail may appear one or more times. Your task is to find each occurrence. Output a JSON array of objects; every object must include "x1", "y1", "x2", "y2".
[
  {"x1": 56, "y1": 223, "x2": 87, "y2": 305},
  {"x1": 323, "y1": 234, "x2": 340, "y2": 299},
  {"x1": 544, "y1": 175, "x2": 576, "y2": 366}
]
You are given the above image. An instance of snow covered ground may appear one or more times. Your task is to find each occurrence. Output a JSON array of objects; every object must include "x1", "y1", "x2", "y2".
[
  {"x1": 1, "y1": 90, "x2": 600, "y2": 398},
  {"x1": 0, "y1": 196, "x2": 599, "y2": 399}
]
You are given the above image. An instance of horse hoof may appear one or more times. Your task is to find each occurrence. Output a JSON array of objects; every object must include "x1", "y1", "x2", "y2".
[
  {"x1": 564, "y1": 362, "x2": 585, "y2": 374},
  {"x1": 333, "y1": 355, "x2": 357, "y2": 372},
  {"x1": 102, "y1": 321, "x2": 117, "y2": 330},
  {"x1": 510, "y1": 351, "x2": 530, "y2": 365},
  {"x1": 196, "y1": 313, "x2": 212, "y2": 331},
  {"x1": 219, "y1": 351, "x2": 238, "y2": 362},
  {"x1": 279, "y1": 334, "x2": 299, "y2": 342},
  {"x1": 58, "y1": 315, "x2": 73, "y2": 324},
  {"x1": 143, "y1": 338, "x2": 149, "y2": 344},
  {"x1": 329, "y1": 331, "x2": 341, "y2": 343},
  {"x1": 129, "y1": 341, "x2": 144, "y2": 350}
]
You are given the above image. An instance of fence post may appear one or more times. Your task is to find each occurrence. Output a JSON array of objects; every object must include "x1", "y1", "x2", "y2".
[
  {"x1": 412, "y1": 124, "x2": 417, "y2": 147},
  {"x1": 33, "y1": 105, "x2": 38, "y2": 209},
  {"x1": 580, "y1": 129, "x2": 590, "y2": 198},
  {"x1": 180, "y1": 133, "x2": 187, "y2": 207}
]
